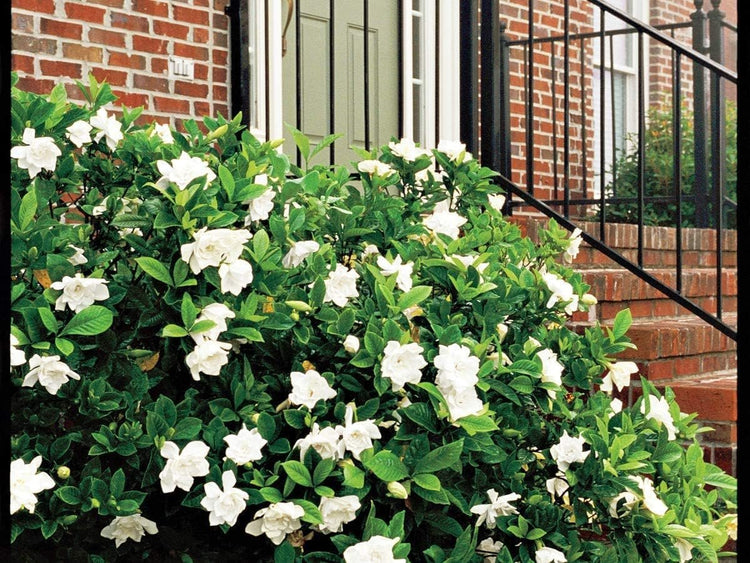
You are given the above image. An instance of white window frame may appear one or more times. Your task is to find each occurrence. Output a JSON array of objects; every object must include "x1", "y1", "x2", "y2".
[
  {"x1": 402, "y1": 0, "x2": 460, "y2": 147},
  {"x1": 592, "y1": 0, "x2": 649, "y2": 196}
]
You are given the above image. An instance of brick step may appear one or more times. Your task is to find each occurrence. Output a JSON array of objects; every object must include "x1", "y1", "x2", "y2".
[
  {"x1": 571, "y1": 243, "x2": 737, "y2": 269},
  {"x1": 574, "y1": 267, "x2": 738, "y2": 320},
  {"x1": 570, "y1": 314, "x2": 737, "y2": 380},
  {"x1": 514, "y1": 216, "x2": 738, "y2": 268},
  {"x1": 628, "y1": 372, "x2": 737, "y2": 475}
]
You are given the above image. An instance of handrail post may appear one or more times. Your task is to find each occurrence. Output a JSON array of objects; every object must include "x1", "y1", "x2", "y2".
[
  {"x1": 708, "y1": 0, "x2": 726, "y2": 318},
  {"x1": 459, "y1": 0, "x2": 480, "y2": 158},
  {"x1": 691, "y1": 1, "x2": 709, "y2": 227},
  {"x1": 480, "y1": 0, "x2": 502, "y2": 175},
  {"x1": 498, "y1": 21, "x2": 512, "y2": 182}
]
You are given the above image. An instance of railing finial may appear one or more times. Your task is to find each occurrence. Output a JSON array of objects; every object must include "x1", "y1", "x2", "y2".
[
  {"x1": 710, "y1": 0, "x2": 722, "y2": 10},
  {"x1": 693, "y1": 0, "x2": 704, "y2": 10}
]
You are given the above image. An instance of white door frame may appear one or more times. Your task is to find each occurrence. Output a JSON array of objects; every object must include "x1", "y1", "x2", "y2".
[{"x1": 247, "y1": 0, "x2": 461, "y2": 148}]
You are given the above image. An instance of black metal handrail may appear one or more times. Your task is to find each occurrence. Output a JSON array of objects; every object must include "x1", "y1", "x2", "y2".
[
  {"x1": 496, "y1": 175, "x2": 738, "y2": 341},
  {"x1": 469, "y1": 0, "x2": 737, "y2": 342}
]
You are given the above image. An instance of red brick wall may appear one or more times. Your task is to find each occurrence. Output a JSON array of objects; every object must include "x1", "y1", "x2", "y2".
[
  {"x1": 10, "y1": 0, "x2": 231, "y2": 127},
  {"x1": 497, "y1": 0, "x2": 734, "y2": 220},
  {"x1": 500, "y1": 0, "x2": 596, "y2": 216}
]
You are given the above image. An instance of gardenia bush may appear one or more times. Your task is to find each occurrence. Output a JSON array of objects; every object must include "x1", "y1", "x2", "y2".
[{"x1": 10, "y1": 74, "x2": 736, "y2": 562}]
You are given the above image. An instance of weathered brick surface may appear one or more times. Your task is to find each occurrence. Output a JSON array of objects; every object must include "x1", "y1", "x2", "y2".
[{"x1": 11, "y1": 0, "x2": 231, "y2": 126}]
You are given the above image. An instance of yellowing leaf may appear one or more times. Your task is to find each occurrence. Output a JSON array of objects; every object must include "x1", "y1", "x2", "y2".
[
  {"x1": 34, "y1": 269, "x2": 52, "y2": 289},
  {"x1": 135, "y1": 352, "x2": 160, "y2": 372}
]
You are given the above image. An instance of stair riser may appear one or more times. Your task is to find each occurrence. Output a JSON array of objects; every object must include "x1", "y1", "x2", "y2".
[
  {"x1": 572, "y1": 297, "x2": 738, "y2": 322},
  {"x1": 572, "y1": 247, "x2": 737, "y2": 269}
]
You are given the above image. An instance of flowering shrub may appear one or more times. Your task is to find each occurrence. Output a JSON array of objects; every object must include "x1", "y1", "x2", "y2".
[{"x1": 10, "y1": 74, "x2": 736, "y2": 562}]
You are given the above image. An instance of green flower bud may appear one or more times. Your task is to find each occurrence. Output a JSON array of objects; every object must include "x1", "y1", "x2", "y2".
[
  {"x1": 285, "y1": 300, "x2": 314, "y2": 313},
  {"x1": 387, "y1": 481, "x2": 409, "y2": 499},
  {"x1": 90, "y1": 498, "x2": 101, "y2": 508},
  {"x1": 581, "y1": 293, "x2": 598, "y2": 306},
  {"x1": 290, "y1": 311, "x2": 300, "y2": 322},
  {"x1": 57, "y1": 466, "x2": 71, "y2": 480},
  {"x1": 205, "y1": 124, "x2": 228, "y2": 142},
  {"x1": 61, "y1": 515, "x2": 78, "y2": 525}
]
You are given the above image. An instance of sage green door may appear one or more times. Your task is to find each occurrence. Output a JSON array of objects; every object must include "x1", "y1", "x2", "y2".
[{"x1": 281, "y1": 1, "x2": 400, "y2": 167}]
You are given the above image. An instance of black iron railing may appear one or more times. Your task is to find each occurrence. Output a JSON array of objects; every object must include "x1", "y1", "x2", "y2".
[{"x1": 464, "y1": 0, "x2": 737, "y2": 341}]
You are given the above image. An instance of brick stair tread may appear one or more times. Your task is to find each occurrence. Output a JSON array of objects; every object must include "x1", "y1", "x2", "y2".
[
  {"x1": 630, "y1": 371, "x2": 737, "y2": 424},
  {"x1": 577, "y1": 268, "x2": 738, "y2": 301},
  {"x1": 570, "y1": 314, "x2": 737, "y2": 361}
]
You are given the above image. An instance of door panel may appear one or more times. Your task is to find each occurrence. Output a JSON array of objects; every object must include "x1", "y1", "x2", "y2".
[{"x1": 282, "y1": 0, "x2": 400, "y2": 166}]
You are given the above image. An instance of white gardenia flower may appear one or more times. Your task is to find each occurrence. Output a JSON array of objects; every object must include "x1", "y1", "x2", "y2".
[
  {"x1": 423, "y1": 199, "x2": 467, "y2": 239},
  {"x1": 358, "y1": 159, "x2": 396, "y2": 177},
  {"x1": 607, "y1": 490, "x2": 638, "y2": 518},
  {"x1": 100, "y1": 514, "x2": 158, "y2": 547},
  {"x1": 323, "y1": 264, "x2": 360, "y2": 307},
  {"x1": 218, "y1": 259, "x2": 254, "y2": 296},
  {"x1": 338, "y1": 404, "x2": 381, "y2": 460},
  {"x1": 725, "y1": 514, "x2": 738, "y2": 540},
  {"x1": 675, "y1": 538, "x2": 694, "y2": 563},
  {"x1": 180, "y1": 227, "x2": 252, "y2": 274},
  {"x1": 244, "y1": 188, "x2": 276, "y2": 224},
  {"x1": 535, "y1": 546, "x2": 568, "y2": 563},
  {"x1": 549, "y1": 431, "x2": 589, "y2": 472},
  {"x1": 441, "y1": 386, "x2": 485, "y2": 421},
  {"x1": 600, "y1": 361, "x2": 638, "y2": 394},
  {"x1": 362, "y1": 244, "x2": 380, "y2": 258},
  {"x1": 496, "y1": 322, "x2": 509, "y2": 343},
  {"x1": 158, "y1": 440, "x2": 210, "y2": 493},
  {"x1": 542, "y1": 272, "x2": 579, "y2": 315},
  {"x1": 609, "y1": 398, "x2": 623, "y2": 417},
  {"x1": 343, "y1": 535, "x2": 406, "y2": 563},
  {"x1": 470, "y1": 489, "x2": 521, "y2": 529},
  {"x1": 151, "y1": 122, "x2": 174, "y2": 144},
  {"x1": 434, "y1": 344, "x2": 480, "y2": 389},
  {"x1": 487, "y1": 194, "x2": 506, "y2": 212},
  {"x1": 200, "y1": 470, "x2": 249, "y2": 527},
  {"x1": 477, "y1": 537, "x2": 504, "y2": 563},
  {"x1": 245, "y1": 502, "x2": 305, "y2": 545},
  {"x1": 11, "y1": 127, "x2": 62, "y2": 178},
  {"x1": 89, "y1": 108, "x2": 124, "y2": 150},
  {"x1": 50, "y1": 273, "x2": 109, "y2": 313},
  {"x1": 156, "y1": 151, "x2": 217, "y2": 190},
  {"x1": 537, "y1": 348, "x2": 564, "y2": 398},
  {"x1": 377, "y1": 255, "x2": 414, "y2": 292},
  {"x1": 437, "y1": 139, "x2": 473, "y2": 162},
  {"x1": 381, "y1": 341, "x2": 427, "y2": 391},
  {"x1": 450, "y1": 254, "x2": 489, "y2": 275},
  {"x1": 545, "y1": 476, "x2": 569, "y2": 499},
  {"x1": 294, "y1": 423, "x2": 344, "y2": 461},
  {"x1": 10, "y1": 456, "x2": 55, "y2": 514},
  {"x1": 282, "y1": 240, "x2": 320, "y2": 268},
  {"x1": 22, "y1": 354, "x2": 80, "y2": 395},
  {"x1": 288, "y1": 369, "x2": 337, "y2": 409},
  {"x1": 640, "y1": 395, "x2": 678, "y2": 440},
  {"x1": 434, "y1": 343, "x2": 483, "y2": 421},
  {"x1": 223, "y1": 424, "x2": 267, "y2": 465},
  {"x1": 564, "y1": 228, "x2": 583, "y2": 263},
  {"x1": 388, "y1": 138, "x2": 431, "y2": 162},
  {"x1": 66, "y1": 245, "x2": 88, "y2": 266},
  {"x1": 343, "y1": 335, "x2": 360, "y2": 354},
  {"x1": 630, "y1": 475, "x2": 668, "y2": 516},
  {"x1": 415, "y1": 163, "x2": 442, "y2": 185},
  {"x1": 10, "y1": 334, "x2": 26, "y2": 367},
  {"x1": 317, "y1": 495, "x2": 361, "y2": 534},
  {"x1": 191, "y1": 303, "x2": 236, "y2": 343},
  {"x1": 185, "y1": 340, "x2": 232, "y2": 380},
  {"x1": 66, "y1": 120, "x2": 93, "y2": 148}
]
